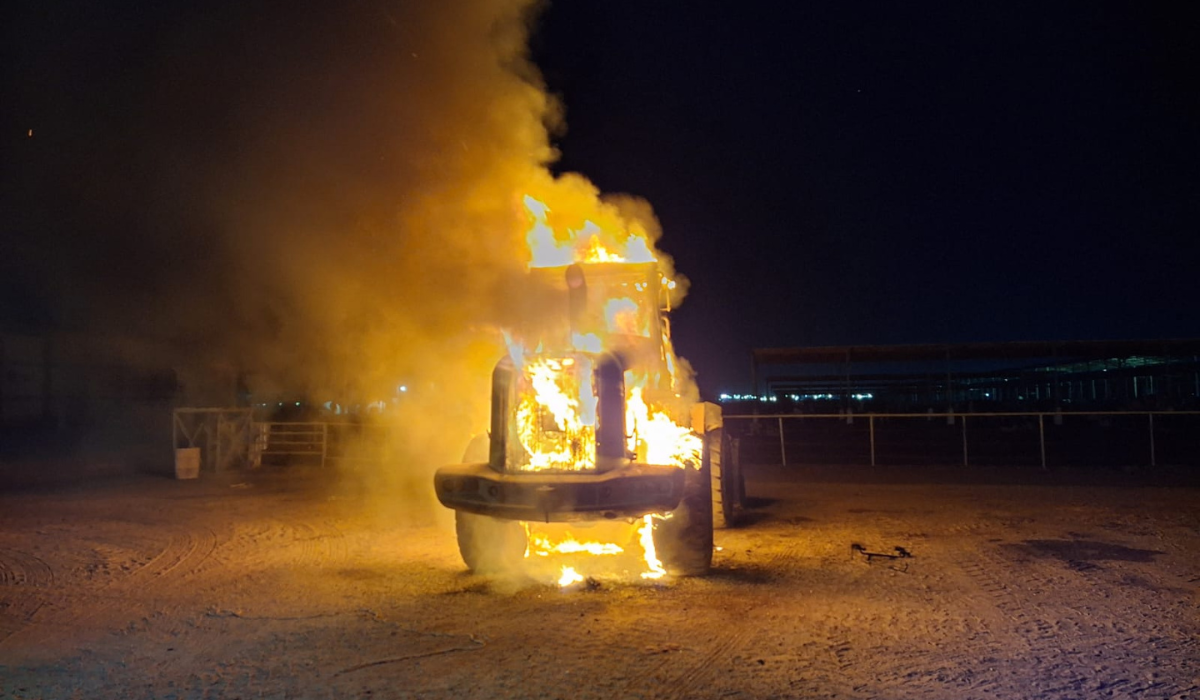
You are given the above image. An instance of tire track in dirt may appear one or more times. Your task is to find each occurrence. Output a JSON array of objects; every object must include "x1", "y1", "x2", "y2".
[
  {"x1": 287, "y1": 518, "x2": 349, "y2": 567},
  {"x1": 224, "y1": 512, "x2": 349, "y2": 568},
  {"x1": 0, "y1": 521, "x2": 221, "y2": 654},
  {"x1": 0, "y1": 549, "x2": 55, "y2": 645},
  {"x1": 117, "y1": 523, "x2": 220, "y2": 587},
  {"x1": 0, "y1": 548, "x2": 55, "y2": 588},
  {"x1": 957, "y1": 544, "x2": 1191, "y2": 699},
  {"x1": 622, "y1": 600, "x2": 760, "y2": 700}
]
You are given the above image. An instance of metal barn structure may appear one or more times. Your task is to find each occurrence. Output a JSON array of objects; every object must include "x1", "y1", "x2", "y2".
[{"x1": 747, "y1": 339, "x2": 1200, "y2": 413}]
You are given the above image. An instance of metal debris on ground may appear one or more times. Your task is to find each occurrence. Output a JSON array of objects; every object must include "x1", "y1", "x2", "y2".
[{"x1": 850, "y1": 544, "x2": 913, "y2": 572}]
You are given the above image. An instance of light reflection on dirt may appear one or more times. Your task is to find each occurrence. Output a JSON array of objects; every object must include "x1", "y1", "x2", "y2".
[{"x1": 0, "y1": 467, "x2": 1197, "y2": 699}]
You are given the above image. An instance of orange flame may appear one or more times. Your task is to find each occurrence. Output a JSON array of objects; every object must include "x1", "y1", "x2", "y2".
[
  {"x1": 523, "y1": 195, "x2": 657, "y2": 269},
  {"x1": 506, "y1": 190, "x2": 698, "y2": 585}
]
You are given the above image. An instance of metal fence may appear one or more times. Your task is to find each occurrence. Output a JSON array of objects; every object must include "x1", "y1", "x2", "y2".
[
  {"x1": 723, "y1": 411, "x2": 1200, "y2": 469},
  {"x1": 189, "y1": 411, "x2": 1200, "y2": 472},
  {"x1": 172, "y1": 408, "x2": 255, "y2": 474},
  {"x1": 256, "y1": 421, "x2": 399, "y2": 468}
]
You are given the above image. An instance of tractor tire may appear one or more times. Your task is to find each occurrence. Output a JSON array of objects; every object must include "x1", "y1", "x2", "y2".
[
  {"x1": 653, "y1": 456, "x2": 714, "y2": 576},
  {"x1": 454, "y1": 435, "x2": 526, "y2": 574},
  {"x1": 712, "y1": 430, "x2": 746, "y2": 528},
  {"x1": 455, "y1": 511, "x2": 528, "y2": 575}
]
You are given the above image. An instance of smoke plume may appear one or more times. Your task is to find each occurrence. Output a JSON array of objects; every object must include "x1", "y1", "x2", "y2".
[{"x1": 2, "y1": 1, "x2": 692, "y2": 505}]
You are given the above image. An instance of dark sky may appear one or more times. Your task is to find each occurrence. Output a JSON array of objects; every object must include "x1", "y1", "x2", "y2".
[
  {"x1": 531, "y1": 2, "x2": 1200, "y2": 392},
  {"x1": 2, "y1": 1, "x2": 1198, "y2": 397}
]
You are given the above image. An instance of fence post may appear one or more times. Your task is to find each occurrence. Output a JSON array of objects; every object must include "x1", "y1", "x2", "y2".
[
  {"x1": 216, "y1": 413, "x2": 224, "y2": 474},
  {"x1": 1148, "y1": 413, "x2": 1156, "y2": 467},
  {"x1": 961, "y1": 414, "x2": 969, "y2": 467},
  {"x1": 869, "y1": 414, "x2": 876, "y2": 467},
  {"x1": 321, "y1": 422, "x2": 329, "y2": 468},
  {"x1": 1038, "y1": 413, "x2": 1047, "y2": 471},
  {"x1": 778, "y1": 416, "x2": 787, "y2": 466}
]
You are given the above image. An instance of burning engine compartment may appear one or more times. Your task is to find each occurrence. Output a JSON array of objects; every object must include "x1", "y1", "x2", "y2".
[{"x1": 434, "y1": 197, "x2": 742, "y2": 584}]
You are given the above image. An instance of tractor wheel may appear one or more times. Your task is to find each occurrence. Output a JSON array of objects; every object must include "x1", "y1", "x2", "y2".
[
  {"x1": 455, "y1": 511, "x2": 527, "y2": 575},
  {"x1": 712, "y1": 429, "x2": 746, "y2": 528},
  {"x1": 653, "y1": 456, "x2": 714, "y2": 576},
  {"x1": 454, "y1": 435, "x2": 525, "y2": 574}
]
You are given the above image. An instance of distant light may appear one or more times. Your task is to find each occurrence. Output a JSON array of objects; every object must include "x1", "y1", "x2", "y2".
[
  {"x1": 27, "y1": 129, "x2": 33, "y2": 138},
  {"x1": 295, "y1": 402, "x2": 301, "y2": 406},
  {"x1": 399, "y1": 385, "x2": 408, "y2": 393},
  {"x1": 719, "y1": 393, "x2": 732, "y2": 401}
]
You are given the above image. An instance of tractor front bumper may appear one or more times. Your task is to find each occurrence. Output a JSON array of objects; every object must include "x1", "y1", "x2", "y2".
[{"x1": 434, "y1": 462, "x2": 686, "y2": 523}]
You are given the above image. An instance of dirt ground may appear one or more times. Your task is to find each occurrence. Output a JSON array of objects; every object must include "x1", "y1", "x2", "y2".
[{"x1": 0, "y1": 464, "x2": 1197, "y2": 700}]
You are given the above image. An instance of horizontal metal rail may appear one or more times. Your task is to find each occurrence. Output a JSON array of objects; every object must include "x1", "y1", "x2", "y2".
[
  {"x1": 724, "y1": 410, "x2": 1200, "y2": 419},
  {"x1": 722, "y1": 410, "x2": 1200, "y2": 469},
  {"x1": 255, "y1": 421, "x2": 400, "y2": 467}
]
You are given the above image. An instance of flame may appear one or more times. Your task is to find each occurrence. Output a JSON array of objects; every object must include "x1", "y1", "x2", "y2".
[
  {"x1": 524, "y1": 520, "x2": 666, "y2": 585},
  {"x1": 528, "y1": 531, "x2": 624, "y2": 557},
  {"x1": 558, "y1": 566, "x2": 584, "y2": 587},
  {"x1": 626, "y1": 385, "x2": 702, "y2": 468},
  {"x1": 639, "y1": 515, "x2": 666, "y2": 580},
  {"x1": 510, "y1": 352, "x2": 597, "y2": 472},
  {"x1": 503, "y1": 191, "x2": 698, "y2": 584},
  {"x1": 523, "y1": 195, "x2": 657, "y2": 268},
  {"x1": 604, "y1": 297, "x2": 645, "y2": 336},
  {"x1": 571, "y1": 332, "x2": 603, "y2": 353}
]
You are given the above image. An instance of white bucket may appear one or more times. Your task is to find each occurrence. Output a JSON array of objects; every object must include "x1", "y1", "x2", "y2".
[{"x1": 175, "y1": 447, "x2": 201, "y2": 480}]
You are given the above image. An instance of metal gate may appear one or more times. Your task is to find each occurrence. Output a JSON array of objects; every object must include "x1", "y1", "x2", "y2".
[{"x1": 172, "y1": 408, "x2": 255, "y2": 474}]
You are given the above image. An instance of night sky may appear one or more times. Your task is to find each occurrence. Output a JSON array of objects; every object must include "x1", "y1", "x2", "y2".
[
  {"x1": 3, "y1": 1, "x2": 1198, "y2": 397},
  {"x1": 533, "y1": 2, "x2": 1200, "y2": 392}
]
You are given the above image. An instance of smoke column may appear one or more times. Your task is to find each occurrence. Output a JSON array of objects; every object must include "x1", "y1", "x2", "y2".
[{"x1": 1, "y1": 1, "x2": 693, "y2": 504}]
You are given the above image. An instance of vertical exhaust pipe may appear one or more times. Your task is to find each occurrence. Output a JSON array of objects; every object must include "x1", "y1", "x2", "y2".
[{"x1": 566, "y1": 263, "x2": 587, "y2": 335}]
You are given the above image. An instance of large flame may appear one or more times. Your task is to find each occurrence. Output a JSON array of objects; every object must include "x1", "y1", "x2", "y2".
[
  {"x1": 626, "y1": 385, "x2": 702, "y2": 468},
  {"x1": 525, "y1": 521, "x2": 665, "y2": 586},
  {"x1": 512, "y1": 354, "x2": 597, "y2": 472},
  {"x1": 508, "y1": 196, "x2": 699, "y2": 476},
  {"x1": 528, "y1": 531, "x2": 623, "y2": 557},
  {"x1": 524, "y1": 195, "x2": 657, "y2": 269},
  {"x1": 505, "y1": 193, "x2": 701, "y2": 585}
]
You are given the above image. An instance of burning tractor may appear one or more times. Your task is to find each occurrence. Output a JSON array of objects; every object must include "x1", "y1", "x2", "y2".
[{"x1": 435, "y1": 251, "x2": 745, "y2": 579}]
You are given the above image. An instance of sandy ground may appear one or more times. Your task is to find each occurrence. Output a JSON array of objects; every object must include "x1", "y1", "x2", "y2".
[{"x1": 0, "y1": 465, "x2": 1197, "y2": 700}]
